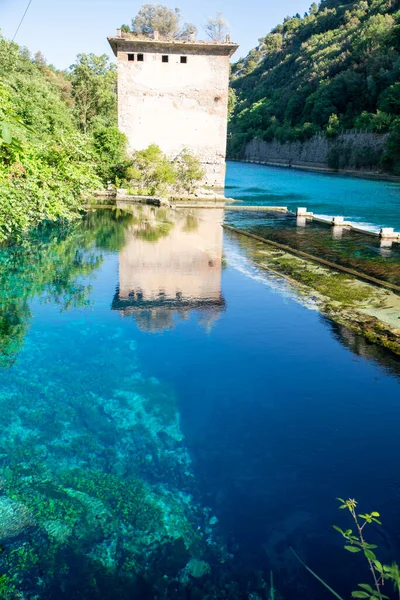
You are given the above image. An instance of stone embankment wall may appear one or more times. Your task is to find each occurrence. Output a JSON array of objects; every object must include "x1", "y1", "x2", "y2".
[{"x1": 242, "y1": 132, "x2": 388, "y2": 173}]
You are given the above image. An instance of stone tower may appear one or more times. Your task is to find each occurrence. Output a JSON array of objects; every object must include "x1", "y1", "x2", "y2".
[{"x1": 108, "y1": 31, "x2": 238, "y2": 191}]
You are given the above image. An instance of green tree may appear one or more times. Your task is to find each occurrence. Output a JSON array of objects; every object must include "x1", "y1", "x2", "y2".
[
  {"x1": 132, "y1": 4, "x2": 181, "y2": 38},
  {"x1": 68, "y1": 53, "x2": 117, "y2": 133},
  {"x1": 174, "y1": 149, "x2": 205, "y2": 193},
  {"x1": 325, "y1": 113, "x2": 341, "y2": 137},
  {"x1": 228, "y1": 0, "x2": 400, "y2": 171},
  {"x1": 130, "y1": 144, "x2": 177, "y2": 194},
  {"x1": 203, "y1": 12, "x2": 229, "y2": 42},
  {"x1": 92, "y1": 126, "x2": 128, "y2": 181},
  {"x1": 378, "y1": 83, "x2": 400, "y2": 116},
  {"x1": 0, "y1": 35, "x2": 126, "y2": 239},
  {"x1": 228, "y1": 87, "x2": 237, "y2": 119},
  {"x1": 382, "y1": 119, "x2": 400, "y2": 174}
]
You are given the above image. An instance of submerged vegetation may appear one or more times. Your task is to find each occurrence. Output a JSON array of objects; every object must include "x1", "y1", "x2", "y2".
[
  {"x1": 0, "y1": 209, "x2": 226, "y2": 599},
  {"x1": 224, "y1": 227, "x2": 400, "y2": 356},
  {"x1": 229, "y1": 0, "x2": 400, "y2": 172}
]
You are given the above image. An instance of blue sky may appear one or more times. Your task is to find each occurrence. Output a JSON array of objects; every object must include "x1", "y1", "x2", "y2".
[{"x1": 1, "y1": 0, "x2": 312, "y2": 69}]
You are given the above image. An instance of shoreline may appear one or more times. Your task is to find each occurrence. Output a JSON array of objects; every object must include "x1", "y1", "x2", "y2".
[
  {"x1": 228, "y1": 158, "x2": 400, "y2": 184},
  {"x1": 223, "y1": 226, "x2": 400, "y2": 357}
]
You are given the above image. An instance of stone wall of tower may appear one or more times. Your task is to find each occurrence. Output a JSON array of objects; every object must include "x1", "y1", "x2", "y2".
[{"x1": 113, "y1": 40, "x2": 236, "y2": 191}]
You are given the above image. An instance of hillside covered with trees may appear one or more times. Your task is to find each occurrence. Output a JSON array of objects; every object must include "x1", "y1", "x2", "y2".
[{"x1": 228, "y1": 0, "x2": 400, "y2": 172}]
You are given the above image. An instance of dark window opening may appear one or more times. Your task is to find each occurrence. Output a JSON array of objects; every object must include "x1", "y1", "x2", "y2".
[
  {"x1": 128, "y1": 53, "x2": 134, "y2": 61},
  {"x1": 137, "y1": 53, "x2": 144, "y2": 61},
  {"x1": 180, "y1": 56, "x2": 187, "y2": 64},
  {"x1": 162, "y1": 55, "x2": 169, "y2": 63}
]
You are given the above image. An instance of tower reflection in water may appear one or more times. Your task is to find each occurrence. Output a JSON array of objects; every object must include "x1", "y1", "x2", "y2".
[{"x1": 112, "y1": 206, "x2": 226, "y2": 332}]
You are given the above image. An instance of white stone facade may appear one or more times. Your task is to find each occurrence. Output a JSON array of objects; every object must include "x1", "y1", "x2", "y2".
[{"x1": 108, "y1": 34, "x2": 238, "y2": 190}]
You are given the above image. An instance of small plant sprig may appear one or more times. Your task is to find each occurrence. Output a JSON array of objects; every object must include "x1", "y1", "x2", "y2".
[
  {"x1": 334, "y1": 498, "x2": 400, "y2": 600},
  {"x1": 292, "y1": 498, "x2": 400, "y2": 600}
]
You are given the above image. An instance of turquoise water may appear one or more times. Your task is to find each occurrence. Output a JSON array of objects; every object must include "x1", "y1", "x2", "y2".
[
  {"x1": 0, "y1": 205, "x2": 399, "y2": 599},
  {"x1": 226, "y1": 161, "x2": 400, "y2": 230}
]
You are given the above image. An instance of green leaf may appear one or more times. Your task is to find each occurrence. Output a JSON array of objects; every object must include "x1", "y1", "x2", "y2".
[
  {"x1": 345, "y1": 545, "x2": 362, "y2": 553},
  {"x1": 333, "y1": 525, "x2": 344, "y2": 535},
  {"x1": 359, "y1": 514, "x2": 372, "y2": 522},
  {"x1": 371, "y1": 512, "x2": 380, "y2": 517},
  {"x1": 373, "y1": 560, "x2": 383, "y2": 572},
  {"x1": 358, "y1": 584, "x2": 375, "y2": 593},
  {"x1": 364, "y1": 550, "x2": 376, "y2": 561},
  {"x1": 383, "y1": 565, "x2": 391, "y2": 573},
  {"x1": 351, "y1": 592, "x2": 370, "y2": 598},
  {"x1": 1, "y1": 123, "x2": 12, "y2": 144}
]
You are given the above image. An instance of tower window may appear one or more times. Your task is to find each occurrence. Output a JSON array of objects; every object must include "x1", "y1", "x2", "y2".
[
  {"x1": 162, "y1": 55, "x2": 169, "y2": 63},
  {"x1": 180, "y1": 56, "x2": 187, "y2": 64},
  {"x1": 137, "y1": 53, "x2": 144, "y2": 61},
  {"x1": 128, "y1": 53, "x2": 134, "y2": 61}
]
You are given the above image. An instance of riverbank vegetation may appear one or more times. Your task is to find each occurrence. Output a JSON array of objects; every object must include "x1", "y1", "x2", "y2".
[
  {"x1": 124, "y1": 144, "x2": 205, "y2": 196},
  {"x1": 229, "y1": 0, "x2": 400, "y2": 173},
  {"x1": 0, "y1": 25, "x2": 208, "y2": 241},
  {"x1": 0, "y1": 36, "x2": 128, "y2": 241}
]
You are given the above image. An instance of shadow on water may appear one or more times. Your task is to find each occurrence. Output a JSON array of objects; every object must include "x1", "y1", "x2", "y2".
[
  {"x1": 327, "y1": 317, "x2": 400, "y2": 378},
  {"x1": 0, "y1": 206, "x2": 399, "y2": 599},
  {"x1": 230, "y1": 189, "x2": 310, "y2": 202}
]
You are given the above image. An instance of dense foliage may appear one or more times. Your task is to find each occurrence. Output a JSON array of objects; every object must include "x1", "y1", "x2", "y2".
[
  {"x1": 0, "y1": 36, "x2": 127, "y2": 241},
  {"x1": 229, "y1": 0, "x2": 400, "y2": 171},
  {"x1": 125, "y1": 144, "x2": 205, "y2": 195}
]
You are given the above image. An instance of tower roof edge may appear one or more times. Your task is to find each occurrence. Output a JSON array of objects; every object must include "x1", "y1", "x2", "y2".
[{"x1": 107, "y1": 35, "x2": 239, "y2": 57}]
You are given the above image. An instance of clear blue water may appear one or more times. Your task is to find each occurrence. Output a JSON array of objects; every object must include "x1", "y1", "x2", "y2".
[
  {"x1": 0, "y1": 203, "x2": 399, "y2": 599},
  {"x1": 226, "y1": 161, "x2": 400, "y2": 230}
]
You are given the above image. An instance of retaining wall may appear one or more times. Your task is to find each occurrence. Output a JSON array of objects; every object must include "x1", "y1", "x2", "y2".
[{"x1": 242, "y1": 132, "x2": 388, "y2": 172}]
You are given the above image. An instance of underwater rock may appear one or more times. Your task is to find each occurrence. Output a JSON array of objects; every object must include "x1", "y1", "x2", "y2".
[
  {"x1": 43, "y1": 519, "x2": 73, "y2": 543},
  {"x1": 183, "y1": 558, "x2": 211, "y2": 579},
  {"x1": 0, "y1": 321, "x2": 227, "y2": 597},
  {"x1": 0, "y1": 496, "x2": 35, "y2": 541},
  {"x1": 87, "y1": 536, "x2": 119, "y2": 570}
]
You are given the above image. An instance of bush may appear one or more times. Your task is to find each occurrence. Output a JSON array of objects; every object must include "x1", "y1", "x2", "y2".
[
  {"x1": 174, "y1": 149, "x2": 205, "y2": 193},
  {"x1": 126, "y1": 144, "x2": 204, "y2": 195},
  {"x1": 92, "y1": 126, "x2": 128, "y2": 181}
]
